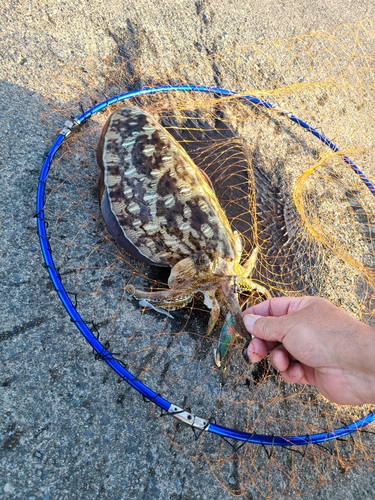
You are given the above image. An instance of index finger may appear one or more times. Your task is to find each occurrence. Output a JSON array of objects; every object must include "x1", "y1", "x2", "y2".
[{"x1": 243, "y1": 296, "x2": 311, "y2": 318}]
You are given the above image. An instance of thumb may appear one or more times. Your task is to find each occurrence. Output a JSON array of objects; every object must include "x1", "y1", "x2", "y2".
[{"x1": 243, "y1": 313, "x2": 285, "y2": 342}]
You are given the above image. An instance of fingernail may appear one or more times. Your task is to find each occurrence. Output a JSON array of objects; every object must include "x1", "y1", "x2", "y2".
[
  {"x1": 243, "y1": 314, "x2": 261, "y2": 333},
  {"x1": 272, "y1": 352, "x2": 281, "y2": 372}
]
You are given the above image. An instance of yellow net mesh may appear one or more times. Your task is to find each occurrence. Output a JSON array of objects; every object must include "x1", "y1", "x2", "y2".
[{"x1": 40, "y1": 21, "x2": 375, "y2": 498}]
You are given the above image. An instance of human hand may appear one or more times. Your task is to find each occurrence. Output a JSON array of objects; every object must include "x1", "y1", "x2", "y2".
[{"x1": 243, "y1": 296, "x2": 375, "y2": 405}]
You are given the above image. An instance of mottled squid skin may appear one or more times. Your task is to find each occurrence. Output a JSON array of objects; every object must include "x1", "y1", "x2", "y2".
[
  {"x1": 97, "y1": 106, "x2": 269, "y2": 362},
  {"x1": 97, "y1": 106, "x2": 235, "y2": 266}
]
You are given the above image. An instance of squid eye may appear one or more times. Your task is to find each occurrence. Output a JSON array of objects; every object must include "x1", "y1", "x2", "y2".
[{"x1": 192, "y1": 253, "x2": 211, "y2": 266}]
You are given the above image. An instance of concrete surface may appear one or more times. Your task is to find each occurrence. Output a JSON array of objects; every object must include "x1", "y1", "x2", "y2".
[{"x1": 1, "y1": 1, "x2": 375, "y2": 499}]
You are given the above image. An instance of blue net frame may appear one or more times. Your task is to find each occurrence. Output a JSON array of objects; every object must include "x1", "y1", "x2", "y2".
[{"x1": 36, "y1": 84, "x2": 375, "y2": 446}]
